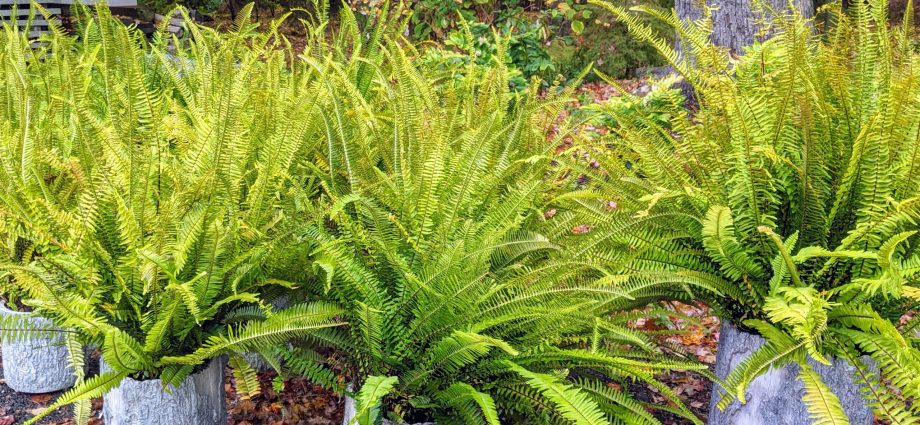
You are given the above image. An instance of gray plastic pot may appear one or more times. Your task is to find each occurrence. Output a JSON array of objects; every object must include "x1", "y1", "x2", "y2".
[
  {"x1": 0, "y1": 303, "x2": 78, "y2": 393},
  {"x1": 708, "y1": 322, "x2": 875, "y2": 425},
  {"x1": 101, "y1": 356, "x2": 227, "y2": 425}
]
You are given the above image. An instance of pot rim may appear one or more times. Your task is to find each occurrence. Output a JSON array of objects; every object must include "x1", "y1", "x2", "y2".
[
  {"x1": 100, "y1": 354, "x2": 226, "y2": 384},
  {"x1": 0, "y1": 301, "x2": 30, "y2": 316}
]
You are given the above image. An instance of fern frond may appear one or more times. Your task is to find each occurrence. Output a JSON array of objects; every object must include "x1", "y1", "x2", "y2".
[
  {"x1": 351, "y1": 375, "x2": 399, "y2": 425},
  {"x1": 799, "y1": 364, "x2": 851, "y2": 425}
]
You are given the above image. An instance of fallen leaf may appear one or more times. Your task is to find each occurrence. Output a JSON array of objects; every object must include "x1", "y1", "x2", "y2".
[
  {"x1": 572, "y1": 224, "x2": 591, "y2": 234},
  {"x1": 31, "y1": 394, "x2": 53, "y2": 404}
]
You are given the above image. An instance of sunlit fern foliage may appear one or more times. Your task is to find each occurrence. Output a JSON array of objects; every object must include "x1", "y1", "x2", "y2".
[
  {"x1": 564, "y1": 0, "x2": 920, "y2": 422},
  {"x1": 269, "y1": 17, "x2": 713, "y2": 424},
  {"x1": 0, "y1": 2, "x2": 719, "y2": 424},
  {"x1": 0, "y1": 4, "x2": 365, "y2": 423}
]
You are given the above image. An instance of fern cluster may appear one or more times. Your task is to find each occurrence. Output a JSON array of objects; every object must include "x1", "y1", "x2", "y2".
[
  {"x1": 564, "y1": 0, "x2": 920, "y2": 421},
  {"x1": 276, "y1": 13, "x2": 711, "y2": 424},
  {"x1": 0, "y1": 2, "x2": 722, "y2": 424},
  {"x1": 0, "y1": 4, "x2": 355, "y2": 423}
]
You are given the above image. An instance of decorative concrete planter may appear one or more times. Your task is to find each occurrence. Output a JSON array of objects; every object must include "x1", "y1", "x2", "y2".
[
  {"x1": 342, "y1": 388, "x2": 434, "y2": 425},
  {"x1": 0, "y1": 303, "x2": 78, "y2": 393},
  {"x1": 708, "y1": 322, "x2": 874, "y2": 425},
  {"x1": 101, "y1": 356, "x2": 227, "y2": 425}
]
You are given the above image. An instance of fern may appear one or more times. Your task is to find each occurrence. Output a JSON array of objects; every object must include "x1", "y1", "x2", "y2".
[
  {"x1": 0, "y1": 5, "x2": 347, "y2": 421},
  {"x1": 351, "y1": 375, "x2": 399, "y2": 425},
  {"x1": 573, "y1": 0, "x2": 920, "y2": 421},
  {"x1": 276, "y1": 18, "x2": 707, "y2": 423},
  {"x1": 504, "y1": 361, "x2": 608, "y2": 425},
  {"x1": 436, "y1": 382, "x2": 502, "y2": 425},
  {"x1": 799, "y1": 364, "x2": 851, "y2": 425}
]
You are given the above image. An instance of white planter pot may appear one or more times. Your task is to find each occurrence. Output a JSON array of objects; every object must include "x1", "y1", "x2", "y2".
[
  {"x1": 101, "y1": 356, "x2": 227, "y2": 425},
  {"x1": 0, "y1": 303, "x2": 78, "y2": 393},
  {"x1": 708, "y1": 322, "x2": 875, "y2": 425}
]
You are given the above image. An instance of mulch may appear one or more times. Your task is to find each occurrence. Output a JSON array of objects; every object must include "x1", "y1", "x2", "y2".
[
  {"x1": 630, "y1": 302, "x2": 721, "y2": 425},
  {"x1": 224, "y1": 369, "x2": 344, "y2": 425}
]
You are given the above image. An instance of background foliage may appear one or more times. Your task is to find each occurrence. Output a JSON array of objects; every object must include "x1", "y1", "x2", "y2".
[{"x1": 149, "y1": 0, "x2": 674, "y2": 81}]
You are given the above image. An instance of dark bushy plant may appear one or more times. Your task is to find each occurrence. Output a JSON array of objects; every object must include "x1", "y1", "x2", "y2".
[{"x1": 546, "y1": 0, "x2": 673, "y2": 80}]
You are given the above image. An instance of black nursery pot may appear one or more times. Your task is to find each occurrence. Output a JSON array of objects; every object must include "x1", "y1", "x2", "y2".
[
  {"x1": 707, "y1": 322, "x2": 874, "y2": 425},
  {"x1": 101, "y1": 356, "x2": 227, "y2": 425},
  {"x1": 0, "y1": 303, "x2": 78, "y2": 393}
]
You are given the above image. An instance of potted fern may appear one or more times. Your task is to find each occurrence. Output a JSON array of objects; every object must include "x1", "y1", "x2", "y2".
[
  {"x1": 0, "y1": 18, "x2": 88, "y2": 395},
  {"x1": 275, "y1": 29, "x2": 711, "y2": 424},
  {"x1": 563, "y1": 1, "x2": 920, "y2": 423},
  {"x1": 0, "y1": 6, "x2": 346, "y2": 424}
]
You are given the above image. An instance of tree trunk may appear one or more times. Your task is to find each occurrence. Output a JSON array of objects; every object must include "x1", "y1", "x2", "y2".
[
  {"x1": 671, "y1": 0, "x2": 815, "y2": 105},
  {"x1": 675, "y1": 0, "x2": 815, "y2": 55},
  {"x1": 708, "y1": 323, "x2": 875, "y2": 425},
  {"x1": 227, "y1": 0, "x2": 238, "y2": 21}
]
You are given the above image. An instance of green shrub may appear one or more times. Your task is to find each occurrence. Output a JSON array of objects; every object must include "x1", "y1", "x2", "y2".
[
  {"x1": 350, "y1": 0, "x2": 673, "y2": 82},
  {"x1": 148, "y1": 0, "x2": 225, "y2": 14},
  {"x1": 401, "y1": 0, "x2": 528, "y2": 41},
  {"x1": 421, "y1": 18, "x2": 554, "y2": 89},
  {"x1": 546, "y1": 0, "x2": 673, "y2": 80},
  {"x1": 583, "y1": 75, "x2": 684, "y2": 129},
  {"x1": 559, "y1": 0, "x2": 920, "y2": 421}
]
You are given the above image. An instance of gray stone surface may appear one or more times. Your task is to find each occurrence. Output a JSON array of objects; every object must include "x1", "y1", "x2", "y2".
[
  {"x1": 0, "y1": 304, "x2": 77, "y2": 393},
  {"x1": 708, "y1": 323, "x2": 874, "y2": 425},
  {"x1": 102, "y1": 356, "x2": 227, "y2": 425}
]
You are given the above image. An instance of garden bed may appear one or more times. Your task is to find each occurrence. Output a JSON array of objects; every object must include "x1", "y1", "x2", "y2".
[
  {"x1": 0, "y1": 302, "x2": 716, "y2": 425},
  {"x1": 0, "y1": 349, "x2": 344, "y2": 425}
]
